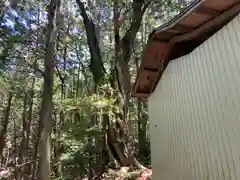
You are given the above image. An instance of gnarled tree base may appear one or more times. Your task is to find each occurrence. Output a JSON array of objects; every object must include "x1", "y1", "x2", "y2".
[{"x1": 101, "y1": 113, "x2": 146, "y2": 171}]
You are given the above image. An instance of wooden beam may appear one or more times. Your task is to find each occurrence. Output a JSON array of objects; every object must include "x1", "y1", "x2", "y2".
[
  {"x1": 167, "y1": 24, "x2": 195, "y2": 34},
  {"x1": 143, "y1": 67, "x2": 158, "y2": 72},
  {"x1": 195, "y1": 6, "x2": 221, "y2": 17},
  {"x1": 171, "y1": 3, "x2": 240, "y2": 43},
  {"x1": 172, "y1": 24, "x2": 195, "y2": 33},
  {"x1": 153, "y1": 0, "x2": 203, "y2": 34}
]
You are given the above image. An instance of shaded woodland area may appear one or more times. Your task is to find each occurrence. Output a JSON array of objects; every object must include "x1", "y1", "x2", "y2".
[{"x1": 0, "y1": 0, "x2": 188, "y2": 179}]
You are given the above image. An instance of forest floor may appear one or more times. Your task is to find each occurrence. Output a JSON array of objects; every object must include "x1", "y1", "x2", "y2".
[
  {"x1": 98, "y1": 167, "x2": 152, "y2": 180},
  {"x1": 1, "y1": 166, "x2": 152, "y2": 180}
]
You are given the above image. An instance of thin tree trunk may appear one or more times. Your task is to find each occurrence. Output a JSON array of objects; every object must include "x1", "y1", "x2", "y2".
[
  {"x1": 134, "y1": 55, "x2": 146, "y2": 159},
  {"x1": 38, "y1": 0, "x2": 60, "y2": 179},
  {"x1": 31, "y1": 122, "x2": 41, "y2": 180},
  {"x1": 23, "y1": 73, "x2": 36, "y2": 180},
  {"x1": 53, "y1": 110, "x2": 64, "y2": 177},
  {"x1": 53, "y1": 18, "x2": 68, "y2": 178},
  {"x1": 17, "y1": 92, "x2": 28, "y2": 180},
  {"x1": 29, "y1": 8, "x2": 40, "y2": 179},
  {"x1": 0, "y1": 93, "x2": 13, "y2": 156},
  {"x1": 12, "y1": 119, "x2": 17, "y2": 179}
]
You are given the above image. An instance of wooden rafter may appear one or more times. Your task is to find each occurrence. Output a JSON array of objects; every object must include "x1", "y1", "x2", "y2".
[{"x1": 171, "y1": 3, "x2": 240, "y2": 43}]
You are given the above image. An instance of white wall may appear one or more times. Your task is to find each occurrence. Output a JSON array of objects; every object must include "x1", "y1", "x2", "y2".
[{"x1": 148, "y1": 13, "x2": 240, "y2": 180}]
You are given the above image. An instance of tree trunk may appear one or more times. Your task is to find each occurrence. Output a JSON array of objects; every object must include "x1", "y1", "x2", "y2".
[
  {"x1": 13, "y1": 119, "x2": 18, "y2": 179},
  {"x1": 0, "y1": 93, "x2": 13, "y2": 156},
  {"x1": 116, "y1": 1, "x2": 149, "y2": 119},
  {"x1": 102, "y1": 113, "x2": 145, "y2": 169},
  {"x1": 23, "y1": 73, "x2": 36, "y2": 180},
  {"x1": 111, "y1": 0, "x2": 149, "y2": 169},
  {"x1": 76, "y1": 0, "x2": 105, "y2": 85},
  {"x1": 38, "y1": 0, "x2": 60, "y2": 179},
  {"x1": 31, "y1": 121, "x2": 41, "y2": 180},
  {"x1": 53, "y1": 19, "x2": 68, "y2": 177},
  {"x1": 17, "y1": 92, "x2": 28, "y2": 180},
  {"x1": 76, "y1": 0, "x2": 149, "y2": 170},
  {"x1": 135, "y1": 55, "x2": 147, "y2": 160},
  {"x1": 53, "y1": 110, "x2": 64, "y2": 177}
]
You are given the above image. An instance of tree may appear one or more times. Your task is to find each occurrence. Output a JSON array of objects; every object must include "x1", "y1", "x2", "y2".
[
  {"x1": 38, "y1": 0, "x2": 61, "y2": 179},
  {"x1": 0, "y1": 0, "x2": 185, "y2": 179},
  {"x1": 75, "y1": 0, "x2": 150, "y2": 169}
]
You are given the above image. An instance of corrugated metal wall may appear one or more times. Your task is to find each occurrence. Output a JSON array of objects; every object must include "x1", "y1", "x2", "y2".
[{"x1": 148, "y1": 13, "x2": 240, "y2": 180}]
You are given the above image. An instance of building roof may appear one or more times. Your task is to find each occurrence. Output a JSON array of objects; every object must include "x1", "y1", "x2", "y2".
[{"x1": 133, "y1": 0, "x2": 240, "y2": 98}]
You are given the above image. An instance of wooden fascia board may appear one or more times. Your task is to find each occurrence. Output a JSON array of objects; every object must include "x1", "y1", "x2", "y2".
[
  {"x1": 171, "y1": 2, "x2": 240, "y2": 43},
  {"x1": 154, "y1": 0, "x2": 204, "y2": 34}
]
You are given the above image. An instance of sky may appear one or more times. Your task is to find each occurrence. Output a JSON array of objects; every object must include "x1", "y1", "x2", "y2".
[
  {"x1": 1, "y1": 3, "x2": 86, "y2": 69},
  {"x1": 2, "y1": 7, "x2": 46, "y2": 34}
]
